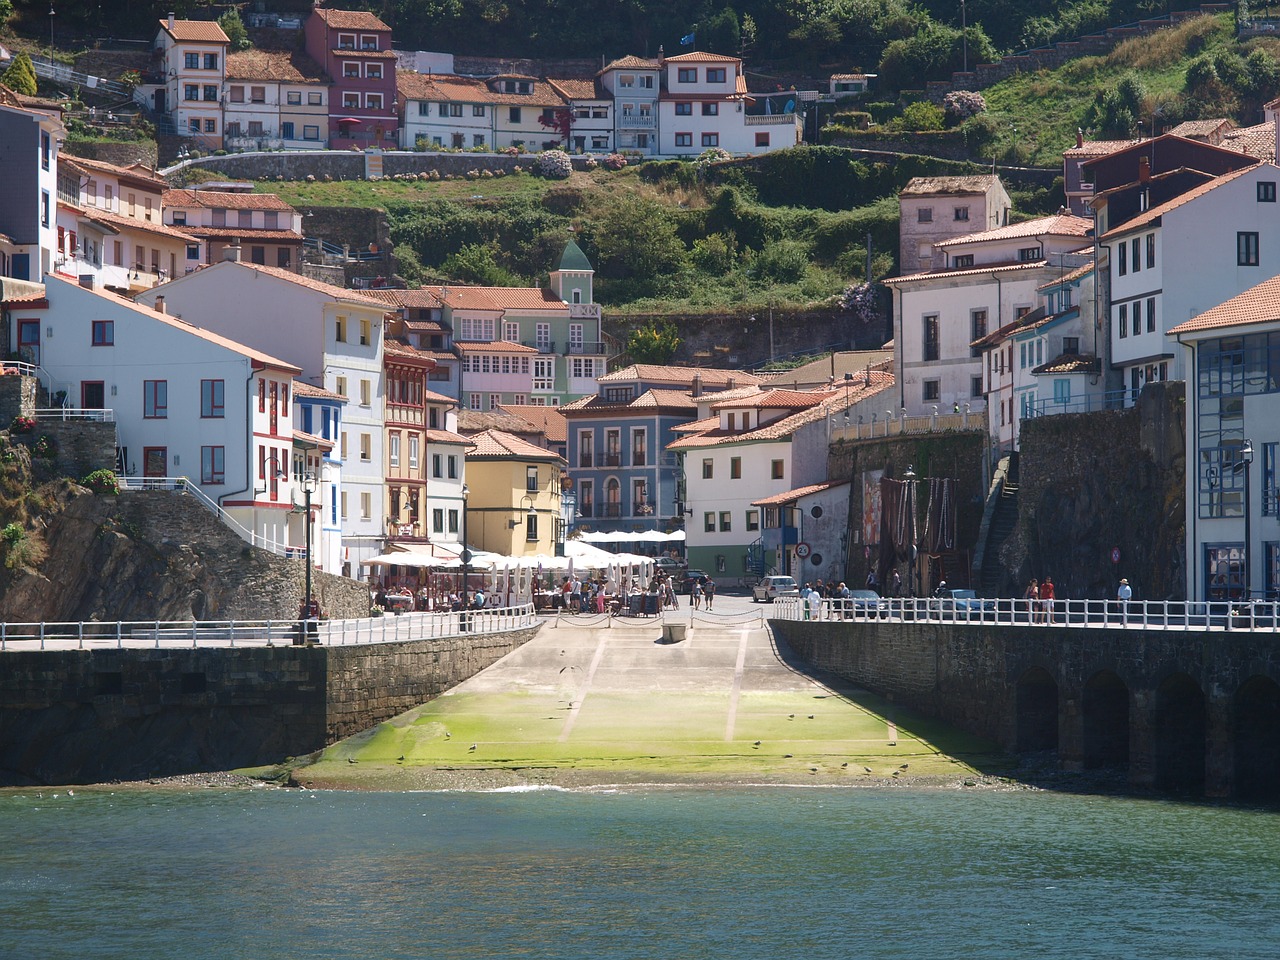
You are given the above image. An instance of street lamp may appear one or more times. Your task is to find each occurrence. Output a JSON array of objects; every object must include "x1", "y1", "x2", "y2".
[
  {"x1": 460, "y1": 483, "x2": 471, "y2": 610},
  {"x1": 49, "y1": 4, "x2": 55, "y2": 52},
  {"x1": 302, "y1": 470, "x2": 318, "y2": 625},
  {"x1": 1242, "y1": 439, "x2": 1255, "y2": 602},
  {"x1": 961, "y1": 0, "x2": 968, "y2": 72},
  {"x1": 903, "y1": 463, "x2": 918, "y2": 596}
]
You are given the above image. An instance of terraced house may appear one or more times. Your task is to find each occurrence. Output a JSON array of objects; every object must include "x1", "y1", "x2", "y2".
[
  {"x1": 223, "y1": 48, "x2": 330, "y2": 151},
  {"x1": 302, "y1": 6, "x2": 399, "y2": 149},
  {"x1": 162, "y1": 188, "x2": 303, "y2": 271}
]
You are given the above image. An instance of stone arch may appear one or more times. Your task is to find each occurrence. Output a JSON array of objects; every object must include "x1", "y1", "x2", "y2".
[
  {"x1": 1082, "y1": 670, "x2": 1129, "y2": 770},
  {"x1": 1015, "y1": 666, "x2": 1058, "y2": 753},
  {"x1": 1234, "y1": 675, "x2": 1280, "y2": 803},
  {"x1": 1154, "y1": 672, "x2": 1206, "y2": 794}
]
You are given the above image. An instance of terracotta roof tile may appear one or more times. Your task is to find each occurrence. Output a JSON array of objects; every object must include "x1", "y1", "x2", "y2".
[
  {"x1": 1221, "y1": 122, "x2": 1276, "y2": 160},
  {"x1": 597, "y1": 364, "x2": 763, "y2": 386},
  {"x1": 1169, "y1": 274, "x2": 1280, "y2": 336},
  {"x1": 293, "y1": 380, "x2": 347, "y2": 401},
  {"x1": 709, "y1": 388, "x2": 836, "y2": 411},
  {"x1": 1036, "y1": 257, "x2": 1094, "y2": 290},
  {"x1": 599, "y1": 56, "x2": 660, "y2": 73},
  {"x1": 498, "y1": 404, "x2": 567, "y2": 443},
  {"x1": 662, "y1": 51, "x2": 741, "y2": 63},
  {"x1": 226, "y1": 49, "x2": 328, "y2": 83},
  {"x1": 1062, "y1": 138, "x2": 1140, "y2": 158},
  {"x1": 425, "y1": 428, "x2": 473, "y2": 446},
  {"x1": 159, "y1": 19, "x2": 230, "y2": 43},
  {"x1": 365, "y1": 287, "x2": 443, "y2": 309},
  {"x1": 312, "y1": 7, "x2": 391, "y2": 31},
  {"x1": 1032, "y1": 353, "x2": 1101, "y2": 374},
  {"x1": 458, "y1": 409, "x2": 539, "y2": 434},
  {"x1": 1166, "y1": 118, "x2": 1234, "y2": 139},
  {"x1": 163, "y1": 189, "x2": 297, "y2": 211},
  {"x1": 456, "y1": 340, "x2": 538, "y2": 354},
  {"x1": 935, "y1": 213, "x2": 1092, "y2": 248},
  {"x1": 546, "y1": 77, "x2": 601, "y2": 100},
  {"x1": 62, "y1": 155, "x2": 167, "y2": 187},
  {"x1": 75, "y1": 207, "x2": 197, "y2": 243},
  {"x1": 752, "y1": 481, "x2": 847, "y2": 507},
  {"x1": 884, "y1": 259, "x2": 1050, "y2": 285},
  {"x1": 467, "y1": 428, "x2": 565, "y2": 461},
  {"x1": 757, "y1": 350, "x2": 894, "y2": 388},
  {"x1": 900, "y1": 174, "x2": 1002, "y2": 196}
]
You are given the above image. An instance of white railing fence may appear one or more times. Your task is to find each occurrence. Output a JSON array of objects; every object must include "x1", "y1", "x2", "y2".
[
  {"x1": 772, "y1": 596, "x2": 1280, "y2": 633},
  {"x1": 0, "y1": 603, "x2": 538, "y2": 651},
  {"x1": 116, "y1": 476, "x2": 295, "y2": 557}
]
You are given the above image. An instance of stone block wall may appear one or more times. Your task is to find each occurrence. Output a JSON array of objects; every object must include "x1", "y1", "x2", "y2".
[
  {"x1": 35, "y1": 420, "x2": 118, "y2": 479},
  {"x1": 0, "y1": 624, "x2": 541, "y2": 785},
  {"x1": 0, "y1": 375, "x2": 37, "y2": 422}
]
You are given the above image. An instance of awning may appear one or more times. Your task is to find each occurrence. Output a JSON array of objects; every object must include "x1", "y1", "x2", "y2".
[
  {"x1": 336, "y1": 117, "x2": 361, "y2": 125},
  {"x1": 576, "y1": 529, "x2": 685, "y2": 544}
]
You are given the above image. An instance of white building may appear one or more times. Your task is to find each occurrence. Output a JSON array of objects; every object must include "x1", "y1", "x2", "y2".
[
  {"x1": 1170, "y1": 276, "x2": 1280, "y2": 602},
  {"x1": 656, "y1": 51, "x2": 800, "y2": 156},
  {"x1": 598, "y1": 56, "x2": 660, "y2": 154},
  {"x1": 223, "y1": 49, "x2": 331, "y2": 151},
  {"x1": 136, "y1": 260, "x2": 391, "y2": 575},
  {"x1": 29, "y1": 275, "x2": 315, "y2": 556},
  {"x1": 1098, "y1": 161, "x2": 1280, "y2": 403},
  {"x1": 547, "y1": 77, "x2": 612, "y2": 153},
  {"x1": 396, "y1": 72, "x2": 496, "y2": 150},
  {"x1": 885, "y1": 212, "x2": 1092, "y2": 417},
  {"x1": 149, "y1": 15, "x2": 230, "y2": 149}
]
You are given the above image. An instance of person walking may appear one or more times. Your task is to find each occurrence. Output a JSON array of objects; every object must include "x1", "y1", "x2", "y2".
[
  {"x1": 890, "y1": 569, "x2": 902, "y2": 597},
  {"x1": 866, "y1": 569, "x2": 879, "y2": 594},
  {"x1": 807, "y1": 584, "x2": 823, "y2": 621},
  {"x1": 690, "y1": 577, "x2": 703, "y2": 610},
  {"x1": 704, "y1": 577, "x2": 716, "y2": 610}
]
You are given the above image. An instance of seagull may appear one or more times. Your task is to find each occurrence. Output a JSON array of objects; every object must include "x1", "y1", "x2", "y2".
[
  {"x1": 469, "y1": 743, "x2": 477, "y2": 751},
  {"x1": 807, "y1": 714, "x2": 815, "y2": 719},
  {"x1": 863, "y1": 766, "x2": 872, "y2": 773},
  {"x1": 841, "y1": 762, "x2": 848, "y2": 768},
  {"x1": 784, "y1": 753, "x2": 793, "y2": 758},
  {"x1": 347, "y1": 758, "x2": 358, "y2": 764},
  {"x1": 753, "y1": 740, "x2": 762, "y2": 746},
  {"x1": 900, "y1": 763, "x2": 909, "y2": 770}
]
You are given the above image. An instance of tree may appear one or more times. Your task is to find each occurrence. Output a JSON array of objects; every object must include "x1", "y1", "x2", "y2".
[
  {"x1": 1, "y1": 53, "x2": 38, "y2": 98},
  {"x1": 0, "y1": 0, "x2": 12, "y2": 28},
  {"x1": 218, "y1": 9, "x2": 252, "y2": 52},
  {"x1": 627, "y1": 321, "x2": 682, "y2": 364},
  {"x1": 537, "y1": 107, "x2": 572, "y2": 147},
  {"x1": 590, "y1": 195, "x2": 687, "y2": 283}
]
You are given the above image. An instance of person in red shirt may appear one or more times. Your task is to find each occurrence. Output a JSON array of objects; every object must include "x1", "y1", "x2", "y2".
[{"x1": 1040, "y1": 576, "x2": 1056, "y2": 624}]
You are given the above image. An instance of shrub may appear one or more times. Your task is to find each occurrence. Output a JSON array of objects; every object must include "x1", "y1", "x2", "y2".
[
  {"x1": 898, "y1": 101, "x2": 945, "y2": 131},
  {"x1": 1, "y1": 53, "x2": 37, "y2": 97},
  {"x1": 535, "y1": 150, "x2": 573, "y2": 179},
  {"x1": 1, "y1": 522, "x2": 23, "y2": 546},
  {"x1": 32, "y1": 435, "x2": 55, "y2": 459},
  {"x1": 81, "y1": 469, "x2": 119, "y2": 495},
  {"x1": 943, "y1": 90, "x2": 986, "y2": 125},
  {"x1": 9, "y1": 416, "x2": 34, "y2": 434},
  {"x1": 603, "y1": 153, "x2": 628, "y2": 170},
  {"x1": 754, "y1": 239, "x2": 810, "y2": 283}
]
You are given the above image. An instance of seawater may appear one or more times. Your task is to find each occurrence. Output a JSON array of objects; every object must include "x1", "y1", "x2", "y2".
[{"x1": 2, "y1": 786, "x2": 1278, "y2": 960}]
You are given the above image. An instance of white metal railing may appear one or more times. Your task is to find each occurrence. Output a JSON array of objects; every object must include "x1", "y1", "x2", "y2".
[
  {"x1": 772, "y1": 596, "x2": 1280, "y2": 632},
  {"x1": 33, "y1": 407, "x2": 114, "y2": 422},
  {"x1": 116, "y1": 475, "x2": 292, "y2": 557},
  {"x1": 830, "y1": 408, "x2": 980, "y2": 443},
  {"x1": 0, "y1": 603, "x2": 537, "y2": 651}
]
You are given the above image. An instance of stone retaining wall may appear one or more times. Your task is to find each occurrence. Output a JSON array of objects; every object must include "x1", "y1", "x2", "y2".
[{"x1": 0, "y1": 624, "x2": 540, "y2": 785}]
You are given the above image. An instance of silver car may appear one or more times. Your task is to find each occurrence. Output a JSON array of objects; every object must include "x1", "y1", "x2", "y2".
[{"x1": 752, "y1": 575, "x2": 799, "y2": 602}]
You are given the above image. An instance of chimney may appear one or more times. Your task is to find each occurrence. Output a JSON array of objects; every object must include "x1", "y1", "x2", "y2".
[
  {"x1": 154, "y1": 296, "x2": 166, "y2": 314},
  {"x1": 692, "y1": 373, "x2": 702, "y2": 398},
  {"x1": 222, "y1": 243, "x2": 241, "y2": 263},
  {"x1": 1138, "y1": 155, "x2": 1151, "y2": 183},
  {"x1": 168, "y1": 11, "x2": 175, "y2": 30},
  {"x1": 1076, "y1": 128, "x2": 1084, "y2": 149},
  {"x1": 78, "y1": 274, "x2": 96, "y2": 290}
]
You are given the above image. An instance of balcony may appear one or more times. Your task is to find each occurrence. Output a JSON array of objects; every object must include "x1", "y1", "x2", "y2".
[
  {"x1": 522, "y1": 340, "x2": 556, "y2": 354},
  {"x1": 601, "y1": 503, "x2": 622, "y2": 518},
  {"x1": 596, "y1": 453, "x2": 623, "y2": 468},
  {"x1": 568, "y1": 303, "x2": 601, "y2": 320},
  {"x1": 618, "y1": 115, "x2": 656, "y2": 129},
  {"x1": 744, "y1": 113, "x2": 800, "y2": 126},
  {"x1": 565, "y1": 341, "x2": 606, "y2": 356}
]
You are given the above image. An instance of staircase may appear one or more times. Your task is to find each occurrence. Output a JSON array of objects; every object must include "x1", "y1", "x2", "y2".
[
  {"x1": 746, "y1": 538, "x2": 768, "y2": 577},
  {"x1": 976, "y1": 453, "x2": 1020, "y2": 597}
]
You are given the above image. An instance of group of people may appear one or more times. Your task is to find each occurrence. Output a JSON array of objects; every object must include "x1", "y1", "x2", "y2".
[
  {"x1": 689, "y1": 575, "x2": 716, "y2": 610},
  {"x1": 799, "y1": 580, "x2": 856, "y2": 619},
  {"x1": 1022, "y1": 577, "x2": 1058, "y2": 623},
  {"x1": 558, "y1": 574, "x2": 626, "y2": 614},
  {"x1": 372, "y1": 585, "x2": 489, "y2": 613},
  {"x1": 864, "y1": 569, "x2": 903, "y2": 597}
]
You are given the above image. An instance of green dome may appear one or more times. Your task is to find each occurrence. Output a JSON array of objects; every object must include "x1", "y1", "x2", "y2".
[{"x1": 556, "y1": 238, "x2": 593, "y2": 272}]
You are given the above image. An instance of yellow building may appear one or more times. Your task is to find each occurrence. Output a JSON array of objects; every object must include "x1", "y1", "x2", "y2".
[{"x1": 465, "y1": 429, "x2": 564, "y2": 557}]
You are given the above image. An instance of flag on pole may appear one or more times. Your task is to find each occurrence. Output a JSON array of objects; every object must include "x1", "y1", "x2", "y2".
[{"x1": 680, "y1": 32, "x2": 696, "y2": 45}]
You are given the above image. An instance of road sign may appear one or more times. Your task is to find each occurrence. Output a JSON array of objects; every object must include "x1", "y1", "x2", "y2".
[
  {"x1": 1111, "y1": 547, "x2": 1121, "y2": 565},
  {"x1": 795, "y1": 542, "x2": 811, "y2": 559}
]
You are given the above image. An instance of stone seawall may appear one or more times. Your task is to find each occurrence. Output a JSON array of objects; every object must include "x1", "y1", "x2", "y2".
[
  {"x1": 0, "y1": 624, "x2": 540, "y2": 786},
  {"x1": 772, "y1": 617, "x2": 1280, "y2": 798}
]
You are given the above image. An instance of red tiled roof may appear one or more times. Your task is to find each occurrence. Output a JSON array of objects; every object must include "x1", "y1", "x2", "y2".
[
  {"x1": 709, "y1": 388, "x2": 836, "y2": 411},
  {"x1": 900, "y1": 175, "x2": 1002, "y2": 197},
  {"x1": 662, "y1": 51, "x2": 741, "y2": 63},
  {"x1": 226, "y1": 49, "x2": 328, "y2": 83},
  {"x1": 1062, "y1": 138, "x2": 1140, "y2": 158},
  {"x1": 467, "y1": 428, "x2": 565, "y2": 460},
  {"x1": 1221, "y1": 122, "x2": 1276, "y2": 160},
  {"x1": 159, "y1": 19, "x2": 230, "y2": 43},
  {"x1": 1169, "y1": 274, "x2": 1280, "y2": 336},
  {"x1": 498, "y1": 404, "x2": 568, "y2": 443},
  {"x1": 76, "y1": 207, "x2": 197, "y2": 243},
  {"x1": 163, "y1": 189, "x2": 296, "y2": 211},
  {"x1": 365, "y1": 287, "x2": 443, "y2": 309},
  {"x1": 62, "y1": 155, "x2": 167, "y2": 188},
  {"x1": 1036, "y1": 257, "x2": 1094, "y2": 290},
  {"x1": 546, "y1": 77, "x2": 601, "y2": 100},
  {"x1": 187, "y1": 228, "x2": 304, "y2": 242},
  {"x1": 456, "y1": 340, "x2": 538, "y2": 354},
  {"x1": 935, "y1": 213, "x2": 1092, "y2": 248},
  {"x1": 752, "y1": 481, "x2": 847, "y2": 507},
  {"x1": 1098, "y1": 164, "x2": 1262, "y2": 240},
  {"x1": 1032, "y1": 353, "x2": 1101, "y2": 375},
  {"x1": 599, "y1": 56, "x2": 660, "y2": 73},
  {"x1": 293, "y1": 380, "x2": 347, "y2": 401},
  {"x1": 597, "y1": 364, "x2": 763, "y2": 386},
  {"x1": 425, "y1": 429, "x2": 473, "y2": 446},
  {"x1": 884, "y1": 259, "x2": 1050, "y2": 285},
  {"x1": 312, "y1": 7, "x2": 391, "y2": 31}
]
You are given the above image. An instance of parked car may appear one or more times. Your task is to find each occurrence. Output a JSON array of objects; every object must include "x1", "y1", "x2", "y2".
[
  {"x1": 840, "y1": 589, "x2": 889, "y2": 618},
  {"x1": 752, "y1": 575, "x2": 799, "y2": 603},
  {"x1": 939, "y1": 589, "x2": 997, "y2": 618},
  {"x1": 654, "y1": 556, "x2": 687, "y2": 573},
  {"x1": 677, "y1": 569, "x2": 709, "y2": 593}
]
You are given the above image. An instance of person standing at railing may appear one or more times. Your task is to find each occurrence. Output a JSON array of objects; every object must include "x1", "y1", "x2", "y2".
[
  {"x1": 807, "y1": 584, "x2": 823, "y2": 621},
  {"x1": 1117, "y1": 578, "x2": 1132, "y2": 625},
  {"x1": 890, "y1": 569, "x2": 901, "y2": 597},
  {"x1": 1041, "y1": 576, "x2": 1056, "y2": 624},
  {"x1": 1024, "y1": 579, "x2": 1039, "y2": 623}
]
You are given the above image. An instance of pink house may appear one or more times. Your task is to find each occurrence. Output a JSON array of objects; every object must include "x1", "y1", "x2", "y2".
[{"x1": 303, "y1": 7, "x2": 399, "y2": 149}]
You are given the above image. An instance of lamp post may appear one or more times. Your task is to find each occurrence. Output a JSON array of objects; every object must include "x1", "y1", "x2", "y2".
[
  {"x1": 903, "y1": 463, "x2": 918, "y2": 596},
  {"x1": 302, "y1": 469, "x2": 318, "y2": 637},
  {"x1": 961, "y1": 0, "x2": 968, "y2": 72},
  {"x1": 49, "y1": 4, "x2": 55, "y2": 53},
  {"x1": 1242, "y1": 439, "x2": 1255, "y2": 602},
  {"x1": 460, "y1": 483, "x2": 471, "y2": 610}
]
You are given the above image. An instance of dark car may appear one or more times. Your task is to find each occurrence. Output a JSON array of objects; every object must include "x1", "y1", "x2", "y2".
[
  {"x1": 678, "y1": 570, "x2": 710, "y2": 594},
  {"x1": 840, "y1": 589, "x2": 889, "y2": 619},
  {"x1": 939, "y1": 589, "x2": 997, "y2": 619}
]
